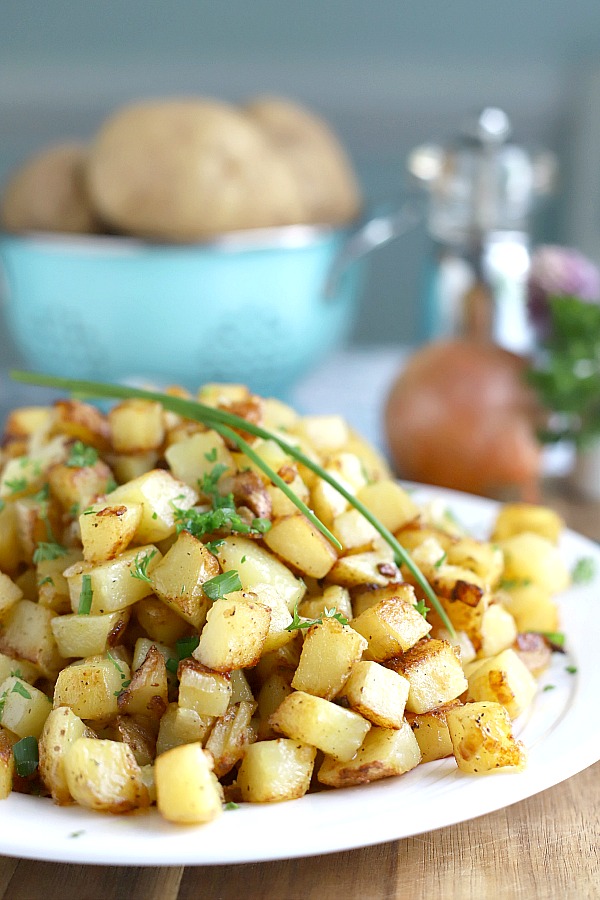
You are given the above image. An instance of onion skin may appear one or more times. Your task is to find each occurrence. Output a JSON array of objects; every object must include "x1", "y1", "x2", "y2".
[{"x1": 384, "y1": 340, "x2": 543, "y2": 500}]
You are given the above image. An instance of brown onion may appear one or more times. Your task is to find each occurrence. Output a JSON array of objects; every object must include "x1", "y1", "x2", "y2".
[{"x1": 384, "y1": 339, "x2": 543, "y2": 499}]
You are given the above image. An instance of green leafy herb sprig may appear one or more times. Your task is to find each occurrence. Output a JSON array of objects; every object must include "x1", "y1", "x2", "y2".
[
  {"x1": 10, "y1": 371, "x2": 455, "y2": 636},
  {"x1": 527, "y1": 296, "x2": 600, "y2": 448},
  {"x1": 286, "y1": 602, "x2": 349, "y2": 632}
]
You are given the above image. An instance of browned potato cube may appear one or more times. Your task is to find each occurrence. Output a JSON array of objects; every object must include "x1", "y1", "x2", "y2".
[
  {"x1": 392, "y1": 639, "x2": 468, "y2": 714},
  {"x1": 337, "y1": 660, "x2": 410, "y2": 728},
  {"x1": 263, "y1": 514, "x2": 338, "y2": 579},
  {"x1": 269, "y1": 690, "x2": 370, "y2": 761},
  {"x1": 446, "y1": 701, "x2": 527, "y2": 773},
  {"x1": 194, "y1": 592, "x2": 271, "y2": 672},
  {"x1": 150, "y1": 530, "x2": 219, "y2": 629},
  {"x1": 318, "y1": 721, "x2": 421, "y2": 787},
  {"x1": 467, "y1": 648, "x2": 537, "y2": 719},
  {"x1": 406, "y1": 699, "x2": 462, "y2": 763},
  {"x1": 237, "y1": 738, "x2": 316, "y2": 802},
  {"x1": 155, "y1": 742, "x2": 223, "y2": 824},
  {"x1": 291, "y1": 617, "x2": 367, "y2": 700},
  {"x1": 351, "y1": 586, "x2": 431, "y2": 661}
]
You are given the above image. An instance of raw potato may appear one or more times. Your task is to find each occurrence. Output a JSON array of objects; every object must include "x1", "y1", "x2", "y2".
[
  {"x1": 1, "y1": 142, "x2": 101, "y2": 234},
  {"x1": 85, "y1": 99, "x2": 307, "y2": 241},
  {"x1": 245, "y1": 95, "x2": 362, "y2": 225}
]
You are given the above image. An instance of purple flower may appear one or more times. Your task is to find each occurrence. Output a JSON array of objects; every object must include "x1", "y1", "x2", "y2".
[{"x1": 527, "y1": 245, "x2": 600, "y2": 337}]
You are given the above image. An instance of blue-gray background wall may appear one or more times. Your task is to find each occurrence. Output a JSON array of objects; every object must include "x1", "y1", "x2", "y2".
[{"x1": 2, "y1": 0, "x2": 600, "y2": 366}]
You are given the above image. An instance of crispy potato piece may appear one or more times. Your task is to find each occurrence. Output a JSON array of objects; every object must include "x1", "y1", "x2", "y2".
[
  {"x1": 117, "y1": 644, "x2": 168, "y2": 719},
  {"x1": 0, "y1": 600, "x2": 65, "y2": 679},
  {"x1": 270, "y1": 690, "x2": 370, "y2": 761},
  {"x1": 337, "y1": 660, "x2": 410, "y2": 728},
  {"x1": 38, "y1": 706, "x2": 96, "y2": 804},
  {"x1": 194, "y1": 592, "x2": 271, "y2": 672},
  {"x1": 446, "y1": 701, "x2": 527, "y2": 774},
  {"x1": 492, "y1": 503, "x2": 564, "y2": 544},
  {"x1": 156, "y1": 703, "x2": 215, "y2": 757},
  {"x1": 64, "y1": 737, "x2": 149, "y2": 812},
  {"x1": 318, "y1": 721, "x2": 421, "y2": 787},
  {"x1": 150, "y1": 530, "x2": 219, "y2": 630},
  {"x1": 263, "y1": 514, "x2": 338, "y2": 579},
  {"x1": 155, "y1": 742, "x2": 223, "y2": 824},
  {"x1": 406, "y1": 699, "x2": 463, "y2": 763},
  {"x1": 291, "y1": 617, "x2": 367, "y2": 700},
  {"x1": 351, "y1": 587, "x2": 431, "y2": 661},
  {"x1": 178, "y1": 659, "x2": 232, "y2": 717},
  {"x1": 391, "y1": 639, "x2": 468, "y2": 714},
  {"x1": 237, "y1": 738, "x2": 316, "y2": 802},
  {"x1": 79, "y1": 503, "x2": 143, "y2": 564},
  {"x1": 467, "y1": 648, "x2": 537, "y2": 719},
  {"x1": 0, "y1": 675, "x2": 52, "y2": 738},
  {"x1": 205, "y1": 700, "x2": 257, "y2": 777}
]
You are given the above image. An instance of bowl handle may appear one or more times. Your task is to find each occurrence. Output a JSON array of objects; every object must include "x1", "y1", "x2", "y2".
[{"x1": 323, "y1": 199, "x2": 422, "y2": 298}]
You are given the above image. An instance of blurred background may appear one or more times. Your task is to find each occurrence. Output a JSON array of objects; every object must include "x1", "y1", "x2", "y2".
[{"x1": 2, "y1": 0, "x2": 600, "y2": 366}]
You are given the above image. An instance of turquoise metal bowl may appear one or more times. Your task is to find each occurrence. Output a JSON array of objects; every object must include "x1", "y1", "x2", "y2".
[{"x1": 0, "y1": 225, "x2": 368, "y2": 397}]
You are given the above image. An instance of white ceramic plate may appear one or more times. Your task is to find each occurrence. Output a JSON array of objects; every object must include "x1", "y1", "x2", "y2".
[{"x1": 1, "y1": 485, "x2": 598, "y2": 867}]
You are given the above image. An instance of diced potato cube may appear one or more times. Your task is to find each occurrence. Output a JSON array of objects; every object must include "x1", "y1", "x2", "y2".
[
  {"x1": 50, "y1": 400, "x2": 110, "y2": 451},
  {"x1": 248, "y1": 585, "x2": 294, "y2": 654},
  {"x1": 406, "y1": 699, "x2": 462, "y2": 763},
  {"x1": 149, "y1": 530, "x2": 219, "y2": 629},
  {"x1": 64, "y1": 737, "x2": 148, "y2": 812},
  {"x1": 355, "y1": 480, "x2": 419, "y2": 533},
  {"x1": 156, "y1": 703, "x2": 215, "y2": 756},
  {"x1": 106, "y1": 469, "x2": 197, "y2": 543},
  {"x1": 64, "y1": 545, "x2": 161, "y2": 614},
  {"x1": 467, "y1": 648, "x2": 537, "y2": 719},
  {"x1": 446, "y1": 701, "x2": 527, "y2": 773},
  {"x1": 298, "y1": 585, "x2": 353, "y2": 623},
  {"x1": 0, "y1": 599, "x2": 65, "y2": 678},
  {"x1": 332, "y1": 508, "x2": 379, "y2": 552},
  {"x1": 205, "y1": 700, "x2": 257, "y2": 777},
  {"x1": 155, "y1": 742, "x2": 223, "y2": 824},
  {"x1": 263, "y1": 514, "x2": 337, "y2": 579},
  {"x1": 0, "y1": 501, "x2": 20, "y2": 575},
  {"x1": 47, "y1": 458, "x2": 114, "y2": 513},
  {"x1": 318, "y1": 721, "x2": 421, "y2": 787},
  {"x1": 0, "y1": 653, "x2": 39, "y2": 685},
  {"x1": 478, "y1": 603, "x2": 518, "y2": 658},
  {"x1": 499, "y1": 582, "x2": 559, "y2": 634},
  {"x1": 338, "y1": 660, "x2": 410, "y2": 728},
  {"x1": 446, "y1": 538, "x2": 504, "y2": 586},
  {"x1": 216, "y1": 536, "x2": 306, "y2": 612},
  {"x1": 164, "y1": 430, "x2": 234, "y2": 488},
  {"x1": 117, "y1": 645, "x2": 169, "y2": 718},
  {"x1": 38, "y1": 706, "x2": 95, "y2": 803},
  {"x1": 178, "y1": 660, "x2": 231, "y2": 716},
  {"x1": 194, "y1": 592, "x2": 271, "y2": 672},
  {"x1": 110, "y1": 452, "x2": 158, "y2": 483},
  {"x1": 295, "y1": 415, "x2": 349, "y2": 455},
  {"x1": 134, "y1": 596, "x2": 190, "y2": 645},
  {"x1": 50, "y1": 609, "x2": 130, "y2": 659},
  {"x1": 256, "y1": 670, "x2": 294, "y2": 740},
  {"x1": 0, "y1": 675, "x2": 52, "y2": 738},
  {"x1": 270, "y1": 690, "x2": 370, "y2": 761},
  {"x1": 237, "y1": 738, "x2": 316, "y2": 802},
  {"x1": 351, "y1": 587, "x2": 431, "y2": 661},
  {"x1": 108, "y1": 399, "x2": 165, "y2": 453},
  {"x1": 79, "y1": 503, "x2": 143, "y2": 564},
  {"x1": 291, "y1": 618, "x2": 367, "y2": 700},
  {"x1": 0, "y1": 572, "x2": 23, "y2": 619},
  {"x1": 492, "y1": 503, "x2": 563, "y2": 544},
  {"x1": 37, "y1": 549, "x2": 83, "y2": 614},
  {"x1": 500, "y1": 532, "x2": 570, "y2": 594},
  {"x1": 327, "y1": 549, "x2": 400, "y2": 589},
  {"x1": 392, "y1": 639, "x2": 468, "y2": 714},
  {"x1": 53, "y1": 655, "x2": 130, "y2": 721}
]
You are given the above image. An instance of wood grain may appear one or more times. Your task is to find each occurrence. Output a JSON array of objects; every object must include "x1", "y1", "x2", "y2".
[{"x1": 0, "y1": 480, "x2": 597, "y2": 899}]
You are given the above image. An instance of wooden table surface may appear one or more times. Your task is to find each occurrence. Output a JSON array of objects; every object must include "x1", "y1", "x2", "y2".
[{"x1": 0, "y1": 480, "x2": 598, "y2": 900}]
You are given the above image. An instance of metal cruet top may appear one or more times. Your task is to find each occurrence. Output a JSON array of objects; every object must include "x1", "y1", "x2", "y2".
[{"x1": 407, "y1": 107, "x2": 556, "y2": 245}]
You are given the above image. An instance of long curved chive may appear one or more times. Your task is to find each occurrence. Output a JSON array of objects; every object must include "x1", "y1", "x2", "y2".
[{"x1": 10, "y1": 370, "x2": 455, "y2": 636}]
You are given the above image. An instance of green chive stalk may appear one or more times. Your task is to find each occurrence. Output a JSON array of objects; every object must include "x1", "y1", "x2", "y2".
[{"x1": 11, "y1": 370, "x2": 455, "y2": 636}]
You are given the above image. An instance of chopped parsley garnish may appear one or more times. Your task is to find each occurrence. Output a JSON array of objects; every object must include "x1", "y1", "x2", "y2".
[
  {"x1": 166, "y1": 635, "x2": 200, "y2": 674},
  {"x1": 285, "y1": 602, "x2": 349, "y2": 632},
  {"x1": 107, "y1": 651, "x2": 131, "y2": 696},
  {"x1": 32, "y1": 541, "x2": 68, "y2": 564},
  {"x1": 130, "y1": 549, "x2": 157, "y2": 584},
  {"x1": 543, "y1": 684, "x2": 556, "y2": 692},
  {"x1": 224, "y1": 801, "x2": 240, "y2": 810},
  {"x1": 4, "y1": 477, "x2": 27, "y2": 494},
  {"x1": 499, "y1": 578, "x2": 532, "y2": 590},
  {"x1": 206, "y1": 538, "x2": 225, "y2": 554},
  {"x1": 13, "y1": 736, "x2": 39, "y2": 777},
  {"x1": 434, "y1": 552, "x2": 447, "y2": 569},
  {"x1": 66, "y1": 441, "x2": 99, "y2": 468},
  {"x1": 571, "y1": 556, "x2": 595, "y2": 584},
  {"x1": 172, "y1": 463, "x2": 271, "y2": 541},
  {"x1": 37, "y1": 576, "x2": 54, "y2": 588},
  {"x1": 11, "y1": 681, "x2": 31, "y2": 700},
  {"x1": 204, "y1": 448, "x2": 218, "y2": 463},
  {"x1": 77, "y1": 574, "x2": 93, "y2": 615},
  {"x1": 565, "y1": 665, "x2": 578, "y2": 674},
  {"x1": 414, "y1": 599, "x2": 430, "y2": 618},
  {"x1": 540, "y1": 631, "x2": 566, "y2": 649},
  {"x1": 105, "y1": 477, "x2": 118, "y2": 493},
  {"x1": 203, "y1": 570, "x2": 242, "y2": 601}
]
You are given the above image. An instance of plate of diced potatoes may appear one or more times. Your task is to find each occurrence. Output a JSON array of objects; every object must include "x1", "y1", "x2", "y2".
[{"x1": 0, "y1": 381, "x2": 598, "y2": 865}]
